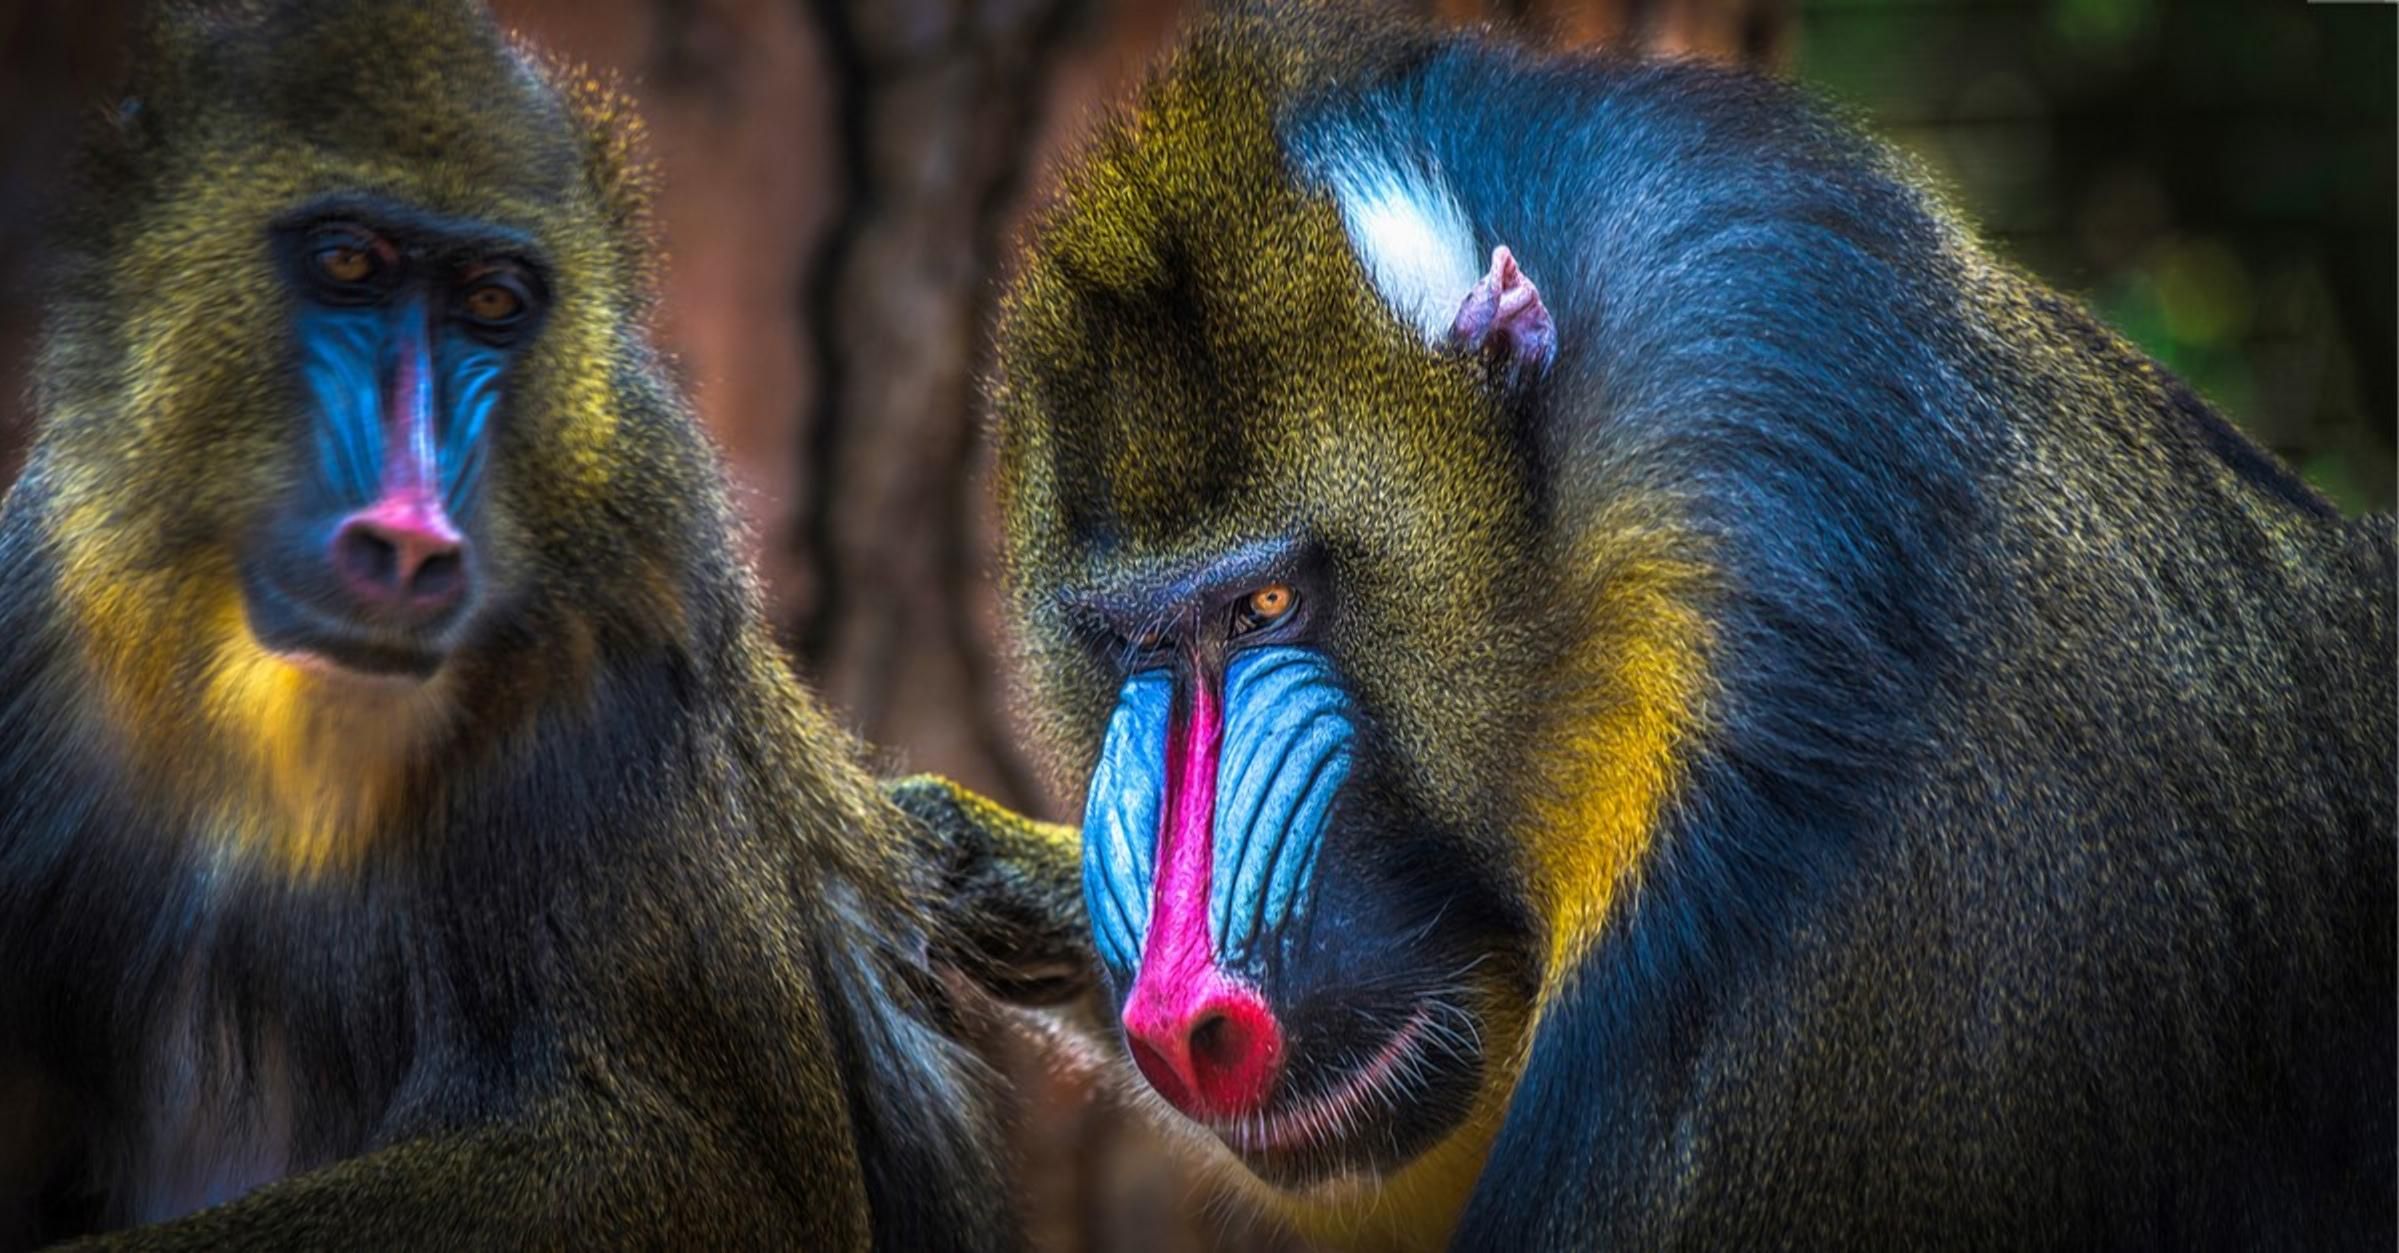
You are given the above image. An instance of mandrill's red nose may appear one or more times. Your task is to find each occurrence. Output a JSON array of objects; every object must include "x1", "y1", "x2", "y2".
[
  {"x1": 1122, "y1": 976, "x2": 1285, "y2": 1119},
  {"x1": 331, "y1": 492, "x2": 467, "y2": 619}
]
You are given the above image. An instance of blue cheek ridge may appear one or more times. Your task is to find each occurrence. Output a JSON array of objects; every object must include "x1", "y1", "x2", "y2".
[
  {"x1": 298, "y1": 307, "x2": 388, "y2": 504},
  {"x1": 1211, "y1": 646, "x2": 1355, "y2": 967},
  {"x1": 1081, "y1": 669, "x2": 1171, "y2": 980},
  {"x1": 438, "y1": 341, "x2": 507, "y2": 513},
  {"x1": 297, "y1": 313, "x2": 509, "y2": 512}
]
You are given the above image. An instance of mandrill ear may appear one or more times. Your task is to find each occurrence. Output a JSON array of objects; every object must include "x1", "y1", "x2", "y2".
[
  {"x1": 1311, "y1": 150, "x2": 1558, "y2": 382},
  {"x1": 885, "y1": 775, "x2": 1096, "y2": 1007},
  {"x1": 1448, "y1": 245, "x2": 1557, "y2": 380}
]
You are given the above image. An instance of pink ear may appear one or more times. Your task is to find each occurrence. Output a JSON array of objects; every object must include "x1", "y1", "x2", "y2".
[{"x1": 1448, "y1": 245, "x2": 1556, "y2": 375}]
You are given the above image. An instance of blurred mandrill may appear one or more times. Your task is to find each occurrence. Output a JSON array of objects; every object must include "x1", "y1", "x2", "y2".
[
  {"x1": 0, "y1": 2, "x2": 1028, "y2": 1249},
  {"x1": 928, "y1": 2, "x2": 2399, "y2": 1249}
]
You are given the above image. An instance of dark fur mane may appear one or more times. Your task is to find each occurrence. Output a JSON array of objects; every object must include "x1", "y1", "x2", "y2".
[{"x1": 1278, "y1": 28, "x2": 2389, "y2": 1245}]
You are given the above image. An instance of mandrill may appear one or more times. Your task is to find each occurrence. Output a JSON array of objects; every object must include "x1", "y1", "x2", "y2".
[
  {"x1": 0, "y1": 1, "x2": 1030, "y2": 1249},
  {"x1": 907, "y1": 2, "x2": 2398, "y2": 1250}
]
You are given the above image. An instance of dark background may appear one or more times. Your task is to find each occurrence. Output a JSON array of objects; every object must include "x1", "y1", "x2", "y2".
[{"x1": 1, "y1": 0, "x2": 2391, "y2": 1247}]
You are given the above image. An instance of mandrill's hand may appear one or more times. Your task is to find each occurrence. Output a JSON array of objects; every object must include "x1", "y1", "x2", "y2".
[{"x1": 886, "y1": 775, "x2": 1095, "y2": 1008}]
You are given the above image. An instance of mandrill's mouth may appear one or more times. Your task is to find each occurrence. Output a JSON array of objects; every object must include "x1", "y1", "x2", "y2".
[
  {"x1": 238, "y1": 472, "x2": 485, "y2": 681},
  {"x1": 240, "y1": 560, "x2": 464, "y2": 680},
  {"x1": 1213, "y1": 1003, "x2": 1435, "y2": 1158},
  {"x1": 1187, "y1": 997, "x2": 1485, "y2": 1189}
]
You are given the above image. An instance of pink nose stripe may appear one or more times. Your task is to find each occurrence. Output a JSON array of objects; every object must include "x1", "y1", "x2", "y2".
[
  {"x1": 386, "y1": 308, "x2": 442, "y2": 497},
  {"x1": 1132, "y1": 673, "x2": 1221, "y2": 1009},
  {"x1": 1121, "y1": 670, "x2": 1285, "y2": 1118},
  {"x1": 361, "y1": 304, "x2": 462, "y2": 562},
  {"x1": 350, "y1": 488, "x2": 458, "y2": 543}
]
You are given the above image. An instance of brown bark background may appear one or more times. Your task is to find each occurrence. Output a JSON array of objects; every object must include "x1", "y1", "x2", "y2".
[{"x1": 0, "y1": 1, "x2": 2388, "y2": 1248}]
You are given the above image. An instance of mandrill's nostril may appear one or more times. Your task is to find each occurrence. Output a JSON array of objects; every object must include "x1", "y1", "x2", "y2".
[
  {"x1": 338, "y1": 524, "x2": 400, "y2": 587},
  {"x1": 411, "y1": 548, "x2": 465, "y2": 601},
  {"x1": 1191, "y1": 1011, "x2": 1232, "y2": 1064},
  {"x1": 330, "y1": 502, "x2": 468, "y2": 617},
  {"x1": 1123, "y1": 983, "x2": 1286, "y2": 1120},
  {"x1": 1126, "y1": 1034, "x2": 1194, "y2": 1111}
]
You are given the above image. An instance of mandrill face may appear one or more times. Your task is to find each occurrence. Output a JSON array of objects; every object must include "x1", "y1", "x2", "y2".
[
  {"x1": 235, "y1": 196, "x2": 551, "y2": 681},
  {"x1": 1065, "y1": 546, "x2": 1534, "y2": 1188}
]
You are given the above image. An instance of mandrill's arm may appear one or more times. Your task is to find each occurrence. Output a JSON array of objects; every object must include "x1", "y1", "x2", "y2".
[{"x1": 886, "y1": 775, "x2": 1093, "y2": 1008}]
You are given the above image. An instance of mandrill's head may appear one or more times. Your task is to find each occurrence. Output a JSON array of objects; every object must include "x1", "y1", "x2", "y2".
[
  {"x1": 998, "y1": 29, "x2": 1528, "y2": 1206},
  {"x1": 23, "y1": 0, "x2": 721, "y2": 873},
  {"x1": 992, "y1": 9, "x2": 1725, "y2": 1239}
]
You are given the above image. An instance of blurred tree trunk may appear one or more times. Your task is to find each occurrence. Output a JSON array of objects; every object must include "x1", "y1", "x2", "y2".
[
  {"x1": 791, "y1": 0, "x2": 1095, "y2": 814},
  {"x1": 1438, "y1": 0, "x2": 1796, "y2": 62}
]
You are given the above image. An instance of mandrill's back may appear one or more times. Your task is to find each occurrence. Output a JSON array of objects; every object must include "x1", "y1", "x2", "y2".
[
  {"x1": 1381, "y1": 32, "x2": 2398, "y2": 1250},
  {"x1": 1842, "y1": 303, "x2": 2398, "y2": 1249},
  {"x1": 1632, "y1": 318, "x2": 2399, "y2": 1249}
]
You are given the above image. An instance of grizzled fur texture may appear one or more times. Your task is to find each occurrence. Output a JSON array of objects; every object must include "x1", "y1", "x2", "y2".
[
  {"x1": 989, "y1": 4, "x2": 2395, "y2": 1249},
  {"x1": 0, "y1": 2, "x2": 1015, "y2": 1248}
]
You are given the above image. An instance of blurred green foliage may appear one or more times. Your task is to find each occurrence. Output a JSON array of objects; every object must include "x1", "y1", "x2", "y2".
[{"x1": 1798, "y1": 0, "x2": 2396, "y2": 512}]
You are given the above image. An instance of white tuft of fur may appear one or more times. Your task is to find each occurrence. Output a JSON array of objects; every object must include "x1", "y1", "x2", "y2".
[{"x1": 1321, "y1": 157, "x2": 1480, "y2": 344}]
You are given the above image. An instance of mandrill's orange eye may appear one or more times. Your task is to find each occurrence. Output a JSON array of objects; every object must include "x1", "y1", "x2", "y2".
[
  {"x1": 1235, "y1": 582, "x2": 1297, "y2": 635},
  {"x1": 317, "y1": 246, "x2": 373, "y2": 284},
  {"x1": 457, "y1": 264, "x2": 541, "y2": 343},
  {"x1": 465, "y1": 283, "x2": 522, "y2": 324},
  {"x1": 304, "y1": 228, "x2": 394, "y2": 301}
]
